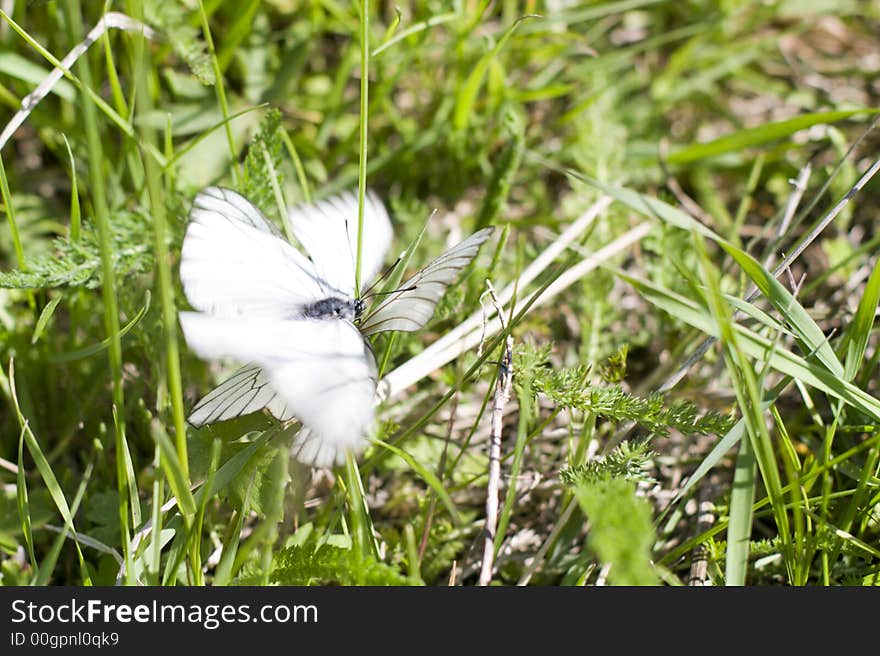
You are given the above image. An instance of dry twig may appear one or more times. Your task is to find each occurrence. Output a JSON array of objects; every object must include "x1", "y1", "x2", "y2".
[
  {"x1": 478, "y1": 283, "x2": 512, "y2": 586},
  {"x1": 687, "y1": 484, "x2": 717, "y2": 586}
]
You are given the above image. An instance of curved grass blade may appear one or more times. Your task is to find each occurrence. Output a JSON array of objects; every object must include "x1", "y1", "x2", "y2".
[
  {"x1": 667, "y1": 109, "x2": 878, "y2": 165},
  {"x1": 10, "y1": 360, "x2": 91, "y2": 584},
  {"x1": 372, "y1": 437, "x2": 461, "y2": 525},
  {"x1": 841, "y1": 255, "x2": 880, "y2": 380},
  {"x1": 720, "y1": 242, "x2": 843, "y2": 376},
  {"x1": 33, "y1": 462, "x2": 93, "y2": 586},
  {"x1": 16, "y1": 422, "x2": 35, "y2": 570},
  {"x1": 50, "y1": 291, "x2": 150, "y2": 363},
  {"x1": 618, "y1": 271, "x2": 880, "y2": 422}
]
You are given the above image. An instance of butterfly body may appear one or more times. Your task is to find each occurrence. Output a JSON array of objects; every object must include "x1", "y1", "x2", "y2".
[
  {"x1": 179, "y1": 186, "x2": 493, "y2": 467},
  {"x1": 303, "y1": 296, "x2": 358, "y2": 321}
]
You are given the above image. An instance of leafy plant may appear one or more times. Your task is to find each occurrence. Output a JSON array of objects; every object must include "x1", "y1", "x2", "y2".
[{"x1": 2, "y1": 1, "x2": 879, "y2": 588}]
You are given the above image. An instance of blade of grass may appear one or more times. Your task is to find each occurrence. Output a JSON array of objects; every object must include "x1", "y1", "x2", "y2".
[
  {"x1": 0, "y1": 9, "x2": 164, "y2": 163},
  {"x1": 0, "y1": 151, "x2": 25, "y2": 268},
  {"x1": 693, "y1": 231, "x2": 793, "y2": 584},
  {"x1": 372, "y1": 437, "x2": 461, "y2": 524},
  {"x1": 560, "y1": 167, "x2": 880, "y2": 395},
  {"x1": 49, "y1": 291, "x2": 150, "y2": 363},
  {"x1": 662, "y1": 439, "x2": 880, "y2": 568},
  {"x1": 213, "y1": 490, "x2": 252, "y2": 586},
  {"x1": 163, "y1": 103, "x2": 267, "y2": 172},
  {"x1": 726, "y1": 421, "x2": 756, "y2": 585},
  {"x1": 661, "y1": 391, "x2": 777, "y2": 518},
  {"x1": 121, "y1": 427, "x2": 279, "y2": 585},
  {"x1": 112, "y1": 402, "x2": 141, "y2": 530},
  {"x1": 9, "y1": 360, "x2": 91, "y2": 585},
  {"x1": 279, "y1": 129, "x2": 311, "y2": 203},
  {"x1": 196, "y1": 0, "x2": 239, "y2": 184},
  {"x1": 667, "y1": 109, "x2": 878, "y2": 165},
  {"x1": 30, "y1": 295, "x2": 63, "y2": 344},
  {"x1": 62, "y1": 135, "x2": 81, "y2": 241},
  {"x1": 772, "y1": 405, "x2": 810, "y2": 585},
  {"x1": 189, "y1": 438, "x2": 221, "y2": 586},
  {"x1": 618, "y1": 271, "x2": 880, "y2": 421},
  {"x1": 33, "y1": 461, "x2": 93, "y2": 586},
  {"x1": 354, "y1": 0, "x2": 370, "y2": 297},
  {"x1": 827, "y1": 255, "x2": 880, "y2": 552},
  {"x1": 344, "y1": 451, "x2": 378, "y2": 560},
  {"x1": 214, "y1": 0, "x2": 260, "y2": 73},
  {"x1": 719, "y1": 242, "x2": 843, "y2": 377},
  {"x1": 147, "y1": 442, "x2": 164, "y2": 585},
  {"x1": 841, "y1": 254, "x2": 880, "y2": 381},
  {"x1": 16, "y1": 421, "x2": 36, "y2": 571},
  {"x1": 494, "y1": 375, "x2": 531, "y2": 554},
  {"x1": 371, "y1": 12, "x2": 457, "y2": 57},
  {"x1": 100, "y1": 11, "x2": 129, "y2": 118},
  {"x1": 150, "y1": 420, "x2": 196, "y2": 519},
  {"x1": 452, "y1": 15, "x2": 536, "y2": 131}
]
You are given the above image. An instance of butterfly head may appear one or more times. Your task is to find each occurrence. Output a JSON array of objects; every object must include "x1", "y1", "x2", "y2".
[{"x1": 354, "y1": 297, "x2": 366, "y2": 321}]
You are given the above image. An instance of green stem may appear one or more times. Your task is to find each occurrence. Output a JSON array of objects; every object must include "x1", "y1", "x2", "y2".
[
  {"x1": 197, "y1": 0, "x2": 239, "y2": 184},
  {"x1": 63, "y1": 0, "x2": 133, "y2": 584},
  {"x1": 280, "y1": 129, "x2": 311, "y2": 203},
  {"x1": 354, "y1": 0, "x2": 369, "y2": 297},
  {"x1": 0, "y1": 153, "x2": 25, "y2": 268},
  {"x1": 126, "y1": 0, "x2": 190, "y2": 480}
]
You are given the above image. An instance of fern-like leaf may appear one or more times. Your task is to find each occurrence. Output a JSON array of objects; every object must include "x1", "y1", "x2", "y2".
[
  {"x1": 515, "y1": 342, "x2": 734, "y2": 438},
  {"x1": 145, "y1": 0, "x2": 214, "y2": 84},
  {"x1": 0, "y1": 211, "x2": 152, "y2": 290},
  {"x1": 560, "y1": 439, "x2": 656, "y2": 488},
  {"x1": 241, "y1": 108, "x2": 284, "y2": 215},
  {"x1": 271, "y1": 541, "x2": 421, "y2": 586}
]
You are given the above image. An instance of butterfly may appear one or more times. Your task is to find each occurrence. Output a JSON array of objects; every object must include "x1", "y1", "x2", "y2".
[{"x1": 178, "y1": 186, "x2": 494, "y2": 467}]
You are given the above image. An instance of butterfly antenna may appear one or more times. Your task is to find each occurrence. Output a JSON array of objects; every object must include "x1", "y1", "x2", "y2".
[
  {"x1": 363, "y1": 207, "x2": 437, "y2": 299},
  {"x1": 363, "y1": 284, "x2": 417, "y2": 301},
  {"x1": 361, "y1": 252, "x2": 406, "y2": 298}
]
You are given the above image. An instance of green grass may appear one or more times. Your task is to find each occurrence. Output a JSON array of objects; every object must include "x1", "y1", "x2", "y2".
[{"x1": 1, "y1": 1, "x2": 880, "y2": 586}]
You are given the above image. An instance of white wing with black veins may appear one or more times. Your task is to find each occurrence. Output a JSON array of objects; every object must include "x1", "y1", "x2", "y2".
[
  {"x1": 359, "y1": 227, "x2": 494, "y2": 335},
  {"x1": 187, "y1": 363, "x2": 295, "y2": 427},
  {"x1": 180, "y1": 312, "x2": 377, "y2": 467}
]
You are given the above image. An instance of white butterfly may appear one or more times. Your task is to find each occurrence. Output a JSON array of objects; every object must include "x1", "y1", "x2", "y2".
[{"x1": 179, "y1": 186, "x2": 493, "y2": 467}]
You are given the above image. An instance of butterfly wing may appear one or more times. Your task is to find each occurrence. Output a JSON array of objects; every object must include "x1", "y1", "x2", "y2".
[
  {"x1": 192, "y1": 186, "x2": 281, "y2": 236},
  {"x1": 187, "y1": 363, "x2": 295, "y2": 427},
  {"x1": 287, "y1": 190, "x2": 392, "y2": 297},
  {"x1": 359, "y1": 227, "x2": 494, "y2": 335},
  {"x1": 180, "y1": 312, "x2": 377, "y2": 467},
  {"x1": 180, "y1": 186, "x2": 341, "y2": 320}
]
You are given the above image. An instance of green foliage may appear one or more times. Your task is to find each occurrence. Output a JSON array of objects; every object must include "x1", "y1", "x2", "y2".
[
  {"x1": 145, "y1": 0, "x2": 214, "y2": 84},
  {"x1": 83, "y1": 489, "x2": 122, "y2": 547},
  {"x1": 410, "y1": 519, "x2": 466, "y2": 585},
  {"x1": 563, "y1": 440, "x2": 660, "y2": 587},
  {"x1": 515, "y1": 342, "x2": 734, "y2": 437},
  {"x1": 575, "y1": 477, "x2": 659, "y2": 586},
  {"x1": 0, "y1": 210, "x2": 152, "y2": 290},
  {"x1": 599, "y1": 345, "x2": 629, "y2": 384},
  {"x1": 2, "y1": 1, "x2": 879, "y2": 588},
  {"x1": 241, "y1": 108, "x2": 284, "y2": 215},
  {"x1": 270, "y1": 538, "x2": 420, "y2": 586},
  {"x1": 560, "y1": 440, "x2": 656, "y2": 489},
  {"x1": 475, "y1": 104, "x2": 525, "y2": 230}
]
